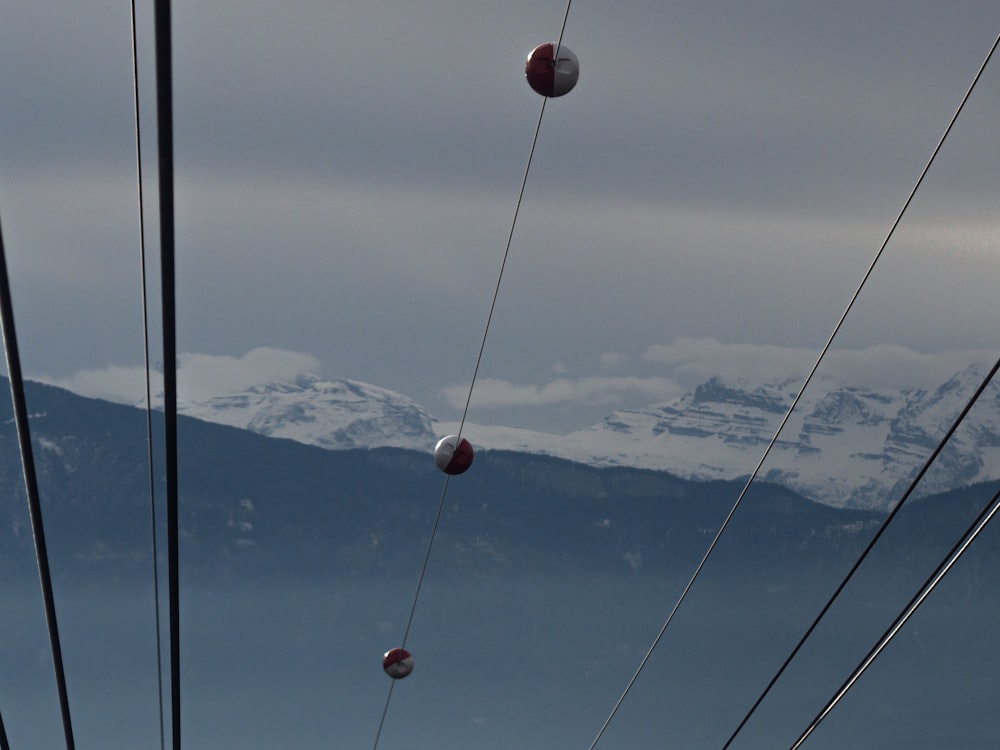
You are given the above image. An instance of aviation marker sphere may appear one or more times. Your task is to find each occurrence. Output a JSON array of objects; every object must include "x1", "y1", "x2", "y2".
[
  {"x1": 383, "y1": 648, "x2": 414, "y2": 679},
  {"x1": 525, "y1": 42, "x2": 579, "y2": 97},
  {"x1": 434, "y1": 435, "x2": 474, "y2": 476}
]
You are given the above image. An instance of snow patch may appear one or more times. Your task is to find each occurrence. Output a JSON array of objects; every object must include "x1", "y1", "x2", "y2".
[{"x1": 170, "y1": 364, "x2": 1000, "y2": 511}]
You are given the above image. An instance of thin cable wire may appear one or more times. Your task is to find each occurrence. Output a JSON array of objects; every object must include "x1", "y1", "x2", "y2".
[
  {"x1": 0, "y1": 215, "x2": 75, "y2": 750},
  {"x1": 129, "y1": 2, "x2": 167, "y2": 749},
  {"x1": 552, "y1": 0, "x2": 574, "y2": 68},
  {"x1": 454, "y1": 0, "x2": 573, "y2": 440},
  {"x1": 790, "y1": 480, "x2": 1000, "y2": 750},
  {"x1": 400, "y1": 476, "x2": 451, "y2": 649},
  {"x1": 456, "y1": 98, "x2": 546, "y2": 442},
  {"x1": 0, "y1": 264, "x2": 14, "y2": 750},
  {"x1": 587, "y1": 30, "x2": 1000, "y2": 750},
  {"x1": 373, "y1": 6, "x2": 575, "y2": 749},
  {"x1": 152, "y1": 2, "x2": 181, "y2": 748},
  {"x1": 371, "y1": 99, "x2": 548, "y2": 750},
  {"x1": 370, "y1": 679, "x2": 396, "y2": 750},
  {"x1": 455, "y1": 0, "x2": 572, "y2": 443},
  {"x1": 721, "y1": 355, "x2": 1000, "y2": 750},
  {"x1": 371, "y1": 98, "x2": 546, "y2": 750}
]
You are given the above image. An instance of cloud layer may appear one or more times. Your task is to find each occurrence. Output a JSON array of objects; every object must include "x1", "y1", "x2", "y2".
[
  {"x1": 37, "y1": 347, "x2": 321, "y2": 406},
  {"x1": 444, "y1": 338, "x2": 998, "y2": 413},
  {"x1": 6, "y1": 1, "x2": 1000, "y2": 435},
  {"x1": 38, "y1": 340, "x2": 996, "y2": 427},
  {"x1": 441, "y1": 375, "x2": 682, "y2": 410}
]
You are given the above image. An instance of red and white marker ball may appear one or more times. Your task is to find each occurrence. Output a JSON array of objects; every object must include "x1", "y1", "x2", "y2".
[
  {"x1": 383, "y1": 647, "x2": 414, "y2": 679},
  {"x1": 525, "y1": 42, "x2": 579, "y2": 97},
  {"x1": 434, "y1": 435, "x2": 474, "y2": 476}
]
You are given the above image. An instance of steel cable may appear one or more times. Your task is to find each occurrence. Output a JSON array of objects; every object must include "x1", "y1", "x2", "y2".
[
  {"x1": 151, "y1": 2, "x2": 181, "y2": 748},
  {"x1": 0, "y1": 213, "x2": 75, "y2": 750},
  {"x1": 372, "y1": 3, "x2": 574, "y2": 748},
  {"x1": 790, "y1": 480, "x2": 1000, "y2": 749},
  {"x1": 588, "y1": 28, "x2": 1000, "y2": 750},
  {"x1": 722, "y1": 356, "x2": 1000, "y2": 749},
  {"x1": 129, "y1": 2, "x2": 167, "y2": 748}
]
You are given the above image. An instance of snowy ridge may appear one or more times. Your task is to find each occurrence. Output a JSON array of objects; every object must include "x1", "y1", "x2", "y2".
[
  {"x1": 175, "y1": 366, "x2": 1000, "y2": 510},
  {"x1": 549, "y1": 365, "x2": 1000, "y2": 509},
  {"x1": 176, "y1": 374, "x2": 438, "y2": 451}
]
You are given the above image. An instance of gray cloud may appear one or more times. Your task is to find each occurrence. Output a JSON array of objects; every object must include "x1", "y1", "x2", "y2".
[
  {"x1": 38, "y1": 347, "x2": 321, "y2": 405},
  {"x1": 642, "y1": 338, "x2": 996, "y2": 391},
  {"x1": 441, "y1": 375, "x2": 682, "y2": 410},
  {"x1": 3, "y1": 0, "x2": 1000, "y2": 433}
]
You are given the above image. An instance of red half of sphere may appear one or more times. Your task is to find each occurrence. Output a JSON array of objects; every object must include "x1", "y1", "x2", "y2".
[
  {"x1": 434, "y1": 435, "x2": 475, "y2": 476},
  {"x1": 525, "y1": 42, "x2": 579, "y2": 97},
  {"x1": 383, "y1": 647, "x2": 414, "y2": 679}
]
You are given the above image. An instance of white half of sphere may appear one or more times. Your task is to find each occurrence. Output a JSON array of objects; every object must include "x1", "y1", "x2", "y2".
[
  {"x1": 434, "y1": 434, "x2": 474, "y2": 475},
  {"x1": 525, "y1": 42, "x2": 579, "y2": 97},
  {"x1": 383, "y1": 648, "x2": 414, "y2": 679}
]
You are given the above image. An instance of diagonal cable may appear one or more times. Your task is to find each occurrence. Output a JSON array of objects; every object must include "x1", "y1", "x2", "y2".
[
  {"x1": 400, "y1": 476, "x2": 452, "y2": 650},
  {"x1": 790, "y1": 480, "x2": 1000, "y2": 750},
  {"x1": 722, "y1": 356, "x2": 1000, "y2": 750},
  {"x1": 370, "y1": 678, "x2": 397, "y2": 750},
  {"x1": 456, "y1": 97, "x2": 546, "y2": 444},
  {"x1": 0, "y1": 213, "x2": 75, "y2": 750},
  {"x1": 716, "y1": 32, "x2": 1000, "y2": 749},
  {"x1": 373, "y1": 4, "x2": 575, "y2": 748},
  {"x1": 588, "y1": 29, "x2": 1000, "y2": 750},
  {"x1": 373, "y1": 90, "x2": 549, "y2": 750},
  {"x1": 129, "y1": 1, "x2": 167, "y2": 748}
]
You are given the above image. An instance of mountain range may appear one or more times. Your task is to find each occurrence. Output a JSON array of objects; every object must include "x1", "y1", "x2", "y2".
[
  {"x1": 169, "y1": 363, "x2": 1000, "y2": 510},
  {"x1": 2, "y1": 376, "x2": 1000, "y2": 748}
]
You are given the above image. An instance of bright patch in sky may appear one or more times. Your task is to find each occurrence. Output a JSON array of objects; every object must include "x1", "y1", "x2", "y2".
[{"x1": 36, "y1": 340, "x2": 997, "y2": 435}]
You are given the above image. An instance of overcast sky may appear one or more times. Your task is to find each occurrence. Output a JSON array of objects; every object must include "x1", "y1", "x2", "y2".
[{"x1": 1, "y1": 1, "x2": 999, "y2": 432}]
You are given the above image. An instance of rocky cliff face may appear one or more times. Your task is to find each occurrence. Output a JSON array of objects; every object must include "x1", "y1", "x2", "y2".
[
  {"x1": 168, "y1": 364, "x2": 1000, "y2": 510},
  {"x1": 566, "y1": 365, "x2": 1000, "y2": 508},
  {"x1": 176, "y1": 373, "x2": 438, "y2": 451}
]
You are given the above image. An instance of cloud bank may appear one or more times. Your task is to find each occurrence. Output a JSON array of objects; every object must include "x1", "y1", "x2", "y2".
[
  {"x1": 443, "y1": 338, "x2": 998, "y2": 411},
  {"x1": 34, "y1": 340, "x2": 998, "y2": 431},
  {"x1": 36, "y1": 347, "x2": 321, "y2": 405},
  {"x1": 441, "y1": 376, "x2": 683, "y2": 410}
]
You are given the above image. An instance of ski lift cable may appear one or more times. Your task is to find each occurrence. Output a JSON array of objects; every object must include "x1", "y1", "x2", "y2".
[
  {"x1": 718, "y1": 33, "x2": 1000, "y2": 748},
  {"x1": 721, "y1": 355, "x2": 1000, "y2": 750},
  {"x1": 371, "y1": 679, "x2": 397, "y2": 750},
  {"x1": 553, "y1": 0, "x2": 572, "y2": 60},
  {"x1": 371, "y1": 95, "x2": 547, "y2": 750},
  {"x1": 587, "y1": 28, "x2": 1000, "y2": 750},
  {"x1": 129, "y1": 1, "x2": 167, "y2": 748},
  {"x1": 371, "y1": 4, "x2": 575, "y2": 748},
  {"x1": 0, "y1": 218, "x2": 76, "y2": 750},
  {"x1": 400, "y1": 475, "x2": 452, "y2": 650},
  {"x1": 789, "y1": 480, "x2": 1000, "y2": 750},
  {"x1": 456, "y1": 0, "x2": 573, "y2": 445},
  {"x1": 369, "y1": 99, "x2": 546, "y2": 750},
  {"x1": 455, "y1": 96, "x2": 545, "y2": 445},
  {"x1": 151, "y1": 2, "x2": 181, "y2": 748}
]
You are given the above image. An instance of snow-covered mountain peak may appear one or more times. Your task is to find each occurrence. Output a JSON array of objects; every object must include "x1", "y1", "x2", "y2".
[
  {"x1": 177, "y1": 374, "x2": 438, "y2": 451},
  {"x1": 563, "y1": 368, "x2": 1000, "y2": 509},
  {"x1": 169, "y1": 363, "x2": 1000, "y2": 511},
  {"x1": 689, "y1": 375, "x2": 798, "y2": 412}
]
